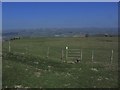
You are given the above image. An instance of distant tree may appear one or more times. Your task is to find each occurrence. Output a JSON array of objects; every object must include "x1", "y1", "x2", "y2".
[
  {"x1": 85, "y1": 34, "x2": 89, "y2": 37},
  {"x1": 104, "y1": 33, "x2": 109, "y2": 37},
  {"x1": 10, "y1": 37, "x2": 20, "y2": 41},
  {"x1": 109, "y1": 35, "x2": 113, "y2": 37}
]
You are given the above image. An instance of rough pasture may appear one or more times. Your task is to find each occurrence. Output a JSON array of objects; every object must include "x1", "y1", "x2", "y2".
[{"x1": 2, "y1": 37, "x2": 118, "y2": 88}]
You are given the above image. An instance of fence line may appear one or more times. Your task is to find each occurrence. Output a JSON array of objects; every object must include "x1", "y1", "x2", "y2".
[{"x1": 6, "y1": 42, "x2": 115, "y2": 64}]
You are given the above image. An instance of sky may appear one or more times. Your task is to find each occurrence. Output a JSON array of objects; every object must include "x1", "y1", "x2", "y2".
[{"x1": 2, "y1": 2, "x2": 118, "y2": 30}]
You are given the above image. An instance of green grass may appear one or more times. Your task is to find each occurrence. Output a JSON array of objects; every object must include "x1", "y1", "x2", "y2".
[{"x1": 2, "y1": 37, "x2": 118, "y2": 88}]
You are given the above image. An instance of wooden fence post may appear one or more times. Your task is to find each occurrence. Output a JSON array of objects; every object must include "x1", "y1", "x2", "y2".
[
  {"x1": 111, "y1": 49, "x2": 113, "y2": 64},
  {"x1": 61, "y1": 49, "x2": 64, "y2": 61},
  {"x1": 25, "y1": 47, "x2": 28, "y2": 54},
  {"x1": 46, "y1": 47, "x2": 49, "y2": 58},
  {"x1": 81, "y1": 49, "x2": 82, "y2": 61},
  {"x1": 9, "y1": 41, "x2": 11, "y2": 52},
  {"x1": 65, "y1": 47, "x2": 68, "y2": 62},
  {"x1": 92, "y1": 50, "x2": 94, "y2": 62}
]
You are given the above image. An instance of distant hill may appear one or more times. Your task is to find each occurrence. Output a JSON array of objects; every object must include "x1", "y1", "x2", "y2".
[{"x1": 2, "y1": 28, "x2": 118, "y2": 39}]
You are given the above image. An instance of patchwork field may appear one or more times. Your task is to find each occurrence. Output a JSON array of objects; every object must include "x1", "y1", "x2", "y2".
[{"x1": 2, "y1": 37, "x2": 118, "y2": 88}]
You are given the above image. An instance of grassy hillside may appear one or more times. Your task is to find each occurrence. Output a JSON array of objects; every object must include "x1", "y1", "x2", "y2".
[{"x1": 2, "y1": 37, "x2": 118, "y2": 88}]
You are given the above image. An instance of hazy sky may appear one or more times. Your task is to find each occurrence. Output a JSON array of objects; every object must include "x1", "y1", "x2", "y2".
[{"x1": 2, "y1": 2, "x2": 118, "y2": 30}]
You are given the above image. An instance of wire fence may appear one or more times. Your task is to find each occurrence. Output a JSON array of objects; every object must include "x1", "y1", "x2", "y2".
[{"x1": 2, "y1": 41, "x2": 118, "y2": 64}]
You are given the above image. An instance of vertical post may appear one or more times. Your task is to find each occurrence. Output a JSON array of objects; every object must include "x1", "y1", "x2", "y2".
[
  {"x1": 46, "y1": 47, "x2": 49, "y2": 58},
  {"x1": 92, "y1": 50, "x2": 94, "y2": 62},
  {"x1": 81, "y1": 49, "x2": 82, "y2": 61},
  {"x1": 25, "y1": 47, "x2": 28, "y2": 54},
  {"x1": 65, "y1": 47, "x2": 68, "y2": 62},
  {"x1": 9, "y1": 41, "x2": 11, "y2": 52},
  {"x1": 111, "y1": 49, "x2": 113, "y2": 64},
  {"x1": 61, "y1": 49, "x2": 64, "y2": 61}
]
